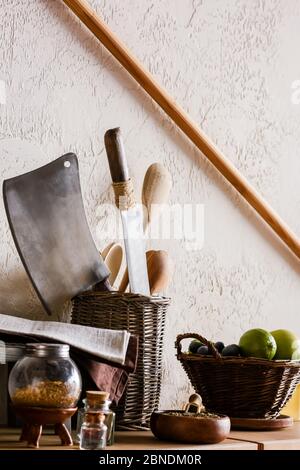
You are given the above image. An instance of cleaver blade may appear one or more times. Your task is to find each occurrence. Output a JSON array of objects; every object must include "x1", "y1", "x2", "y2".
[
  {"x1": 3, "y1": 153, "x2": 111, "y2": 315},
  {"x1": 121, "y1": 204, "x2": 149, "y2": 296}
]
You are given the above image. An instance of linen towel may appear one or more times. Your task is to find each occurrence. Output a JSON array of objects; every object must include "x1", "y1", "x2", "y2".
[{"x1": 0, "y1": 313, "x2": 130, "y2": 365}]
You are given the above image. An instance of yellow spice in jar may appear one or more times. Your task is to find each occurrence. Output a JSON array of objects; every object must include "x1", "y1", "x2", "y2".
[{"x1": 12, "y1": 380, "x2": 77, "y2": 408}]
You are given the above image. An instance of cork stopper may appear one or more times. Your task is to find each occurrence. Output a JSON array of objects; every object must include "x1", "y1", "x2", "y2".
[{"x1": 86, "y1": 391, "x2": 110, "y2": 405}]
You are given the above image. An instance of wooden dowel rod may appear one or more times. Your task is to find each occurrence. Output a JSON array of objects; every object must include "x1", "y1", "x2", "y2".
[{"x1": 63, "y1": 0, "x2": 300, "y2": 259}]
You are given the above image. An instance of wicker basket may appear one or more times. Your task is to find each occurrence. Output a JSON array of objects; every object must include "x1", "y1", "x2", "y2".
[
  {"x1": 176, "y1": 333, "x2": 300, "y2": 419},
  {"x1": 71, "y1": 291, "x2": 170, "y2": 430}
]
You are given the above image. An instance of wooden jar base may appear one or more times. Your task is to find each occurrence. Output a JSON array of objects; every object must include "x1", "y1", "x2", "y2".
[{"x1": 12, "y1": 406, "x2": 77, "y2": 448}]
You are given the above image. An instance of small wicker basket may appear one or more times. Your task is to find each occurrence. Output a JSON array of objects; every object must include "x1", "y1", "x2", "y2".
[
  {"x1": 176, "y1": 333, "x2": 300, "y2": 419},
  {"x1": 71, "y1": 291, "x2": 170, "y2": 430}
]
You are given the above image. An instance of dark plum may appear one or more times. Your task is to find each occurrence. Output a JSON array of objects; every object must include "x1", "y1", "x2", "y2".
[
  {"x1": 197, "y1": 345, "x2": 209, "y2": 355},
  {"x1": 188, "y1": 339, "x2": 203, "y2": 354},
  {"x1": 222, "y1": 344, "x2": 241, "y2": 356},
  {"x1": 214, "y1": 341, "x2": 225, "y2": 352}
]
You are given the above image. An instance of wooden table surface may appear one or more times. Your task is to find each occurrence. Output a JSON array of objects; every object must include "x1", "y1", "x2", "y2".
[
  {"x1": 1, "y1": 424, "x2": 300, "y2": 450},
  {"x1": 0, "y1": 429, "x2": 256, "y2": 451},
  {"x1": 109, "y1": 432, "x2": 256, "y2": 450},
  {"x1": 230, "y1": 421, "x2": 300, "y2": 450}
]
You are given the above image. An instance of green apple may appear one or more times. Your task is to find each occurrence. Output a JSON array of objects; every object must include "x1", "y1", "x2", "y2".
[
  {"x1": 239, "y1": 328, "x2": 277, "y2": 360},
  {"x1": 271, "y1": 329, "x2": 300, "y2": 360}
]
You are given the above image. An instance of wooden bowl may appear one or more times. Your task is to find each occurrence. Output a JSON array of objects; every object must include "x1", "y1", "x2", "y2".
[{"x1": 150, "y1": 410, "x2": 231, "y2": 444}]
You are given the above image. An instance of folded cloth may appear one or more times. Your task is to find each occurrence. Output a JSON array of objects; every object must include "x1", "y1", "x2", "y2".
[
  {"x1": 71, "y1": 334, "x2": 138, "y2": 404},
  {"x1": 76, "y1": 361, "x2": 129, "y2": 405},
  {"x1": 0, "y1": 313, "x2": 130, "y2": 365}
]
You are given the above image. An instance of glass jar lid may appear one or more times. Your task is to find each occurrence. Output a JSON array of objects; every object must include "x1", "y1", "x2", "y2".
[{"x1": 25, "y1": 343, "x2": 70, "y2": 358}]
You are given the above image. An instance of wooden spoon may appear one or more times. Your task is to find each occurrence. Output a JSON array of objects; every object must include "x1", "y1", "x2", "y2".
[
  {"x1": 142, "y1": 163, "x2": 172, "y2": 231},
  {"x1": 101, "y1": 242, "x2": 123, "y2": 286},
  {"x1": 119, "y1": 249, "x2": 173, "y2": 295},
  {"x1": 101, "y1": 242, "x2": 114, "y2": 260},
  {"x1": 147, "y1": 249, "x2": 173, "y2": 295}
]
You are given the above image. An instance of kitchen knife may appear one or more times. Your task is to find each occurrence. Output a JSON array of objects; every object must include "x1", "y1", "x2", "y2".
[{"x1": 104, "y1": 128, "x2": 150, "y2": 296}]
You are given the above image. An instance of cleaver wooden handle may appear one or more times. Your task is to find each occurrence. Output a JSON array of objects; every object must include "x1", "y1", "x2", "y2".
[{"x1": 104, "y1": 128, "x2": 129, "y2": 183}]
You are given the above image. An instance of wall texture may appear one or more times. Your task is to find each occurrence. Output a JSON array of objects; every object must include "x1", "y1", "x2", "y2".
[{"x1": 1, "y1": 0, "x2": 300, "y2": 408}]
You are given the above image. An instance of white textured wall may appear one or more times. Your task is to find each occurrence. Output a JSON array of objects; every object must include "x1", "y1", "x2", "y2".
[{"x1": 1, "y1": 0, "x2": 300, "y2": 408}]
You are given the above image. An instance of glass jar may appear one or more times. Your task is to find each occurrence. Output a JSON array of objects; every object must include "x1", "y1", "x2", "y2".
[
  {"x1": 76, "y1": 391, "x2": 115, "y2": 445},
  {"x1": 8, "y1": 343, "x2": 82, "y2": 408},
  {"x1": 80, "y1": 411, "x2": 107, "y2": 450}
]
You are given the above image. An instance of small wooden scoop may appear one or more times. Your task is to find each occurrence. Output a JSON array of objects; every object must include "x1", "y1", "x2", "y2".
[{"x1": 183, "y1": 394, "x2": 205, "y2": 413}]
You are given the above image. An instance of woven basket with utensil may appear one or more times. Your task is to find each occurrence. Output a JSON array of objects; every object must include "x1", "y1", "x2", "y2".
[
  {"x1": 176, "y1": 333, "x2": 300, "y2": 419},
  {"x1": 72, "y1": 291, "x2": 170, "y2": 430}
]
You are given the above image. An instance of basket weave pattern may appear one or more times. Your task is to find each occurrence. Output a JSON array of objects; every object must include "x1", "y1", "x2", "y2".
[
  {"x1": 72, "y1": 291, "x2": 169, "y2": 430},
  {"x1": 176, "y1": 333, "x2": 300, "y2": 419}
]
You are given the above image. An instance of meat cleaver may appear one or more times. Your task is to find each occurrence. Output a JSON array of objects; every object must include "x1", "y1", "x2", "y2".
[
  {"x1": 104, "y1": 128, "x2": 150, "y2": 296},
  {"x1": 3, "y1": 153, "x2": 110, "y2": 316}
]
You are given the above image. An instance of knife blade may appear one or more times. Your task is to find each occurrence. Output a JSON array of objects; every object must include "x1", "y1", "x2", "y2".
[{"x1": 104, "y1": 128, "x2": 150, "y2": 296}]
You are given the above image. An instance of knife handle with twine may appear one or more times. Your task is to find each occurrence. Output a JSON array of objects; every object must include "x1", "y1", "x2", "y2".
[{"x1": 112, "y1": 179, "x2": 136, "y2": 210}]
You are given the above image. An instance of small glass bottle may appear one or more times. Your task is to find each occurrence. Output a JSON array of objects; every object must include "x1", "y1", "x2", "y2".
[
  {"x1": 76, "y1": 391, "x2": 115, "y2": 445},
  {"x1": 79, "y1": 411, "x2": 107, "y2": 450}
]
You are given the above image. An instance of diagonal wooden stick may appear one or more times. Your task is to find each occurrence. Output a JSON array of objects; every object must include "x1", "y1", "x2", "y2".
[{"x1": 63, "y1": 0, "x2": 300, "y2": 259}]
